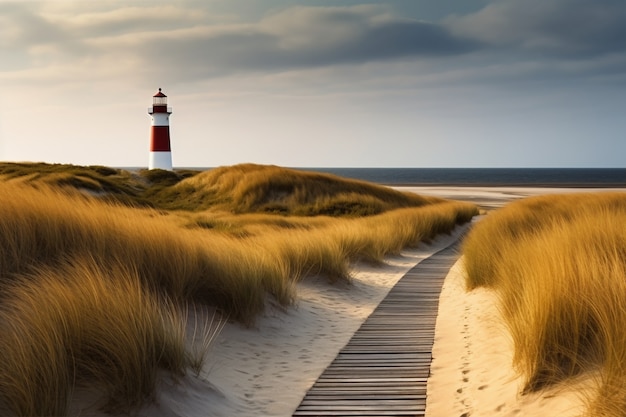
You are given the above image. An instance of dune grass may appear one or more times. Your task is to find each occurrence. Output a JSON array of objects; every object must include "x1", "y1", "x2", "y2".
[
  {"x1": 0, "y1": 162, "x2": 199, "y2": 209},
  {"x1": 0, "y1": 258, "x2": 191, "y2": 416},
  {"x1": 0, "y1": 163, "x2": 477, "y2": 416},
  {"x1": 463, "y1": 192, "x2": 626, "y2": 417},
  {"x1": 147, "y1": 163, "x2": 438, "y2": 213},
  {"x1": 0, "y1": 162, "x2": 438, "y2": 215}
]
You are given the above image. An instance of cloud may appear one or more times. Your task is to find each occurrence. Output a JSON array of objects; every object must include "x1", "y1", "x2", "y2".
[
  {"x1": 445, "y1": 0, "x2": 626, "y2": 58},
  {"x1": 6, "y1": 0, "x2": 623, "y2": 91},
  {"x1": 60, "y1": 5, "x2": 214, "y2": 38},
  {"x1": 0, "y1": 3, "x2": 478, "y2": 84},
  {"x1": 0, "y1": 3, "x2": 76, "y2": 71},
  {"x1": 0, "y1": 3, "x2": 68, "y2": 47},
  {"x1": 257, "y1": 6, "x2": 476, "y2": 61},
  {"x1": 122, "y1": 5, "x2": 479, "y2": 81}
]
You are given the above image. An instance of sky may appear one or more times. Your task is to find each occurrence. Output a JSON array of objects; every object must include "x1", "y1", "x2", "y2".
[{"x1": 0, "y1": 0, "x2": 625, "y2": 168}]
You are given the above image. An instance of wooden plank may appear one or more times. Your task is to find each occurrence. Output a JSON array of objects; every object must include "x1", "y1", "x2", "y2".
[
  {"x1": 307, "y1": 387, "x2": 426, "y2": 393},
  {"x1": 312, "y1": 378, "x2": 428, "y2": 384},
  {"x1": 336, "y1": 352, "x2": 428, "y2": 358},
  {"x1": 296, "y1": 403, "x2": 425, "y2": 410},
  {"x1": 293, "y1": 410, "x2": 425, "y2": 417},
  {"x1": 301, "y1": 395, "x2": 427, "y2": 402}
]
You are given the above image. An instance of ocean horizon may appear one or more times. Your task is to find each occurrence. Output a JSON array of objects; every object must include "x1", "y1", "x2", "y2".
[
  {"x1": 122, "y1": 167, "x2": 626, "y2": 187},
  {"x1": 295, "y1": 168, "x2": 626, "y2": 187}
]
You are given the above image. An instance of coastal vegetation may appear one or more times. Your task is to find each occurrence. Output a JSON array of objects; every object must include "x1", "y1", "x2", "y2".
[
  {"x1": 463, "y1": 192, "x2": 626, "y2": 417},
  {"x1": 0, "y1": 162, "x2": 477, "y2": 416}
]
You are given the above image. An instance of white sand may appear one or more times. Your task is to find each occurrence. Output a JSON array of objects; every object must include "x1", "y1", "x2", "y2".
[
  {"x1": 395, "y1": 186, "x2": 626, "y2": 210},
  {"x1": 427, "y1": 257, "x2": 589, "y2": 417},
  {"x1": 73, "y1": 187, "x2": 625, "y2": 417}
]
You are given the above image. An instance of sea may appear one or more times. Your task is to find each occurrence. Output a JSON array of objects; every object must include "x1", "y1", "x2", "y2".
[{"x1": 178, "y1": 168, "x2": 626, "y2": 187}]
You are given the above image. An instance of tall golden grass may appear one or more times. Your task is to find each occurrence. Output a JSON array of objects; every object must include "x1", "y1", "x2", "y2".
[
  {"x1": 154, "y1": 163, "x2": 438, "y2": 213},
  {"x1": 463, "y1": 192, "x2": 626, "y2": 417},
  {"x1": 0, "y1": 163, "x2": 478, "y2": 415},
  {"x1": 0, "y1": 258, "x2": 188, "y2": 415}
]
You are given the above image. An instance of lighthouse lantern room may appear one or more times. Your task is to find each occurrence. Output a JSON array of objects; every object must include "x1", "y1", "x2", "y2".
[{"x1": 148, "y1": 88, "x2": 173, "y2": 170}]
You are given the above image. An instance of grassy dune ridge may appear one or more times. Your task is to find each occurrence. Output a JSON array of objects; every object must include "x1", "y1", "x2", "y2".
[
  {"x1": 0, "y1": 162, "x2": 437, "y2": 214},
  {"x1": 149, "y1": 163, "x2": 438, "y2": 213},
  {"x1": 463, "y1": 192, "x2": 626, "y2": 417},
  {"x1": 0, "y1": 163, "x2": 477, "y2": 415}
]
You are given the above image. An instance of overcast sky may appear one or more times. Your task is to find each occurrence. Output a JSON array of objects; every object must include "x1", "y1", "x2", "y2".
[{"x1": 1, "y1": 0, "x2": 625, "y2": 168}]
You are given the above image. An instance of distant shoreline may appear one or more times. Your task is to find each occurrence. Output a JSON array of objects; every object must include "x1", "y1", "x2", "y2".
[
  {"x1": 385, "y1": 181, "x2": 626, "y2": 188},
  {"x1": 118, "y1": 167, "x2": 626, "y2": 188}
]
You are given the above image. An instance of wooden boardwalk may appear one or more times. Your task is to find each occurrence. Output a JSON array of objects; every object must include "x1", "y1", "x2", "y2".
[{"x1": 292, "y1": 238, "x2": 462, "y2": 417}]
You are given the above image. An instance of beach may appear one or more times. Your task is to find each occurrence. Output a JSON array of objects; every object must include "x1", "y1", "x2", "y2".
[{"x1": 70, "y1": 186, "x2": 625, "y2": 417}]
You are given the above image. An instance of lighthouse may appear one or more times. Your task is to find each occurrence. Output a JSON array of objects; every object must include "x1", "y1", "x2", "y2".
[{"x1": 148, "y1": 88, "x2": 173, "y2": 170}]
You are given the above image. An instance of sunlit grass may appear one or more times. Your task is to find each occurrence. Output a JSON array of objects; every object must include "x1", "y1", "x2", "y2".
[
  {"x1": 0, "y1": 163, "x2": 478, "y2": 415},
  {"x1": 152, "y1": 163, "x2": 439, "y2": 213},
  {"x1": 0, "y1": 257, "x2": 188, "y2": 416},
  {"x1": 463, "y1": 192, "x2": 626, "y2": 417}
]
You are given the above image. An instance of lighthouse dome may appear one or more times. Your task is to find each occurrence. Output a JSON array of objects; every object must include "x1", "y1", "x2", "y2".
[{"x1": 153, "y1": 88, "x2": 167, "y2": 106}]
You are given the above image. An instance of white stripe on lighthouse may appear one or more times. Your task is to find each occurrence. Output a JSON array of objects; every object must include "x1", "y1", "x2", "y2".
[
  {"x1": 149, "y1": 152, "x2": 172, "y2": 171},
  {"x1": 150, "y1": 113, "x2": 169, "y2": 127}
]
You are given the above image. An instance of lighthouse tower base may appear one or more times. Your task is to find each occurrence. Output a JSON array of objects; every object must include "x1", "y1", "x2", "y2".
[{"x1": 149, "y1": 151, "x2": 172, "y2": 171}]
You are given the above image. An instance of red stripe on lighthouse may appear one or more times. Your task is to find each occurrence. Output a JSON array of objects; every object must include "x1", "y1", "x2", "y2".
[{"x1": 150, "y1": 126, "x2": 171, "y2": 152}]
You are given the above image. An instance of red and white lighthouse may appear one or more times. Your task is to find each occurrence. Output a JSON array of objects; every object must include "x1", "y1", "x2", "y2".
[{"x1": 148, "y1": 88, "x2": 173, "y2": 170}]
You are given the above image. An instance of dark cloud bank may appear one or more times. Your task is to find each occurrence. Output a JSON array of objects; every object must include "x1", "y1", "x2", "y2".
[
  {"x1": 4, "y1": 0, "x2": 626, "y2": 81},
  {"x1": 142, "y1": 0, "x2": 626, "y2": 81}
]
